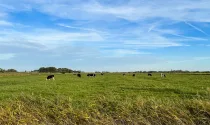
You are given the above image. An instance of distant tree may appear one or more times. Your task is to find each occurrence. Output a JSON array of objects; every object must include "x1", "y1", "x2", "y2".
[
  {"x1": 7, "y1": 69, "x2": 17, "y2": 72},
  {"x1": 0, "y1": 68, "x2": 5, "y2": 73},
  {"x1": 48, "y1": 67, "x2": 57, "y2": 73},
  {"x1": 38, "y1": 67, "x2": 73, "y2": 73},
  {"x1": 73, "y1": 70, "x2": 81, "y2": 73},
  {"x1": 57, "y1": 68, "x2": 73, "y2": 73},
  {"x1": 38, "y1": 67, "x2": 46, "y2": 72},
  {"x1": 38, "y1": 67, "x2": 56, "y2": 73},
  {"x1": 32, "y1": 70, "x2": 39, "y2": 72}
]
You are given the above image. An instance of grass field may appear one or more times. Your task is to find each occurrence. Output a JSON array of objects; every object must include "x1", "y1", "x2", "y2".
[{"x1": 0, "y1": 73, "x2": 210, "y2": 124}]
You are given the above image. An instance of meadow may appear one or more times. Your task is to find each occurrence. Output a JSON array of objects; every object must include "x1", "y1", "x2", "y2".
[{"x1": 0, "y1": 73, "x2": 210, "y2": 124}]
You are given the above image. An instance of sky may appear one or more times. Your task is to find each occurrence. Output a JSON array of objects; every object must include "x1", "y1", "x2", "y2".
[{"x1": 0, "y1": 0, "x2": 210, "y2": 72}]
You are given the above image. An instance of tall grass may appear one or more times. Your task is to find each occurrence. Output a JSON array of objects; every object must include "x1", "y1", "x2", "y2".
[{"x1": 0, "y1": 95, "x2": 209, "y2": 125}]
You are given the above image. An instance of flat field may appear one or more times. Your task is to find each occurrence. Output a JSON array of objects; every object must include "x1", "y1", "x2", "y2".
[{"x1": 0, "y1": 73, "x2": 210, "y2": 124}]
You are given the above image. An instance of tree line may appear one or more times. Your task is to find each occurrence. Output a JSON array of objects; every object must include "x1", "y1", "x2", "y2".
[
  {"x1": 37, "y1": 67, "x2": 74, "y2": 73},
  {"x1": 36, "y1": 67, "x2": 82, "y2": 73},
  {"x1": 1, "y1": 67, "x2": 210, "y2": 73},
  {"x1": 133, "y1": 70, "x2": 210, "y2": 73},
  {"x1": 0, "y1": 67, "x2": 80, "y2": 73},
  {"x1": 0, "y1": 68, "x2": 17, "y2": 73}
]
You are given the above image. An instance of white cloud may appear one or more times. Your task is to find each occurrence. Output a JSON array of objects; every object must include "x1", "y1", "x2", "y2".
[
  {"x1": 0, "y1": 4, "x2": 15, "y2": 10},
  {"x1": 26, "y1": 30, "x2": 104, "y2": 44},
  {"x1": 0, "y1": 20, "x2": 13, "y2": 26},
  {"x1": 167, "y1": 56, "x2": 210, "y2": 64},
  {"x1": 0, "y1": 53, "x2": 15, "y2": 60},
  {"x1": 152, "y1": 29, "x2": 208, "y2": 41},
  {"x1": 121, "y1": 31, "x2": 185, "y2": 48},
  {"x1": 0, "y1": 0, "x2": 208, "y2": 49},
  {"x1": 101, "y1": 49, "x2": 151, "y2": 57},
  {"x1": 124, "y1": 41, "x2": 182, "y2": 48},
  {"x1": 0, "y1": 22, "x2": 191, "y2": 51},
  {"x1": 33, "y1": 0, "x2": 210, "y2": 22},
  {"x1": 1, "y1": 0, "x2": 210, "y2": 23},
  {"x1": 0, "y1": 29, "x2": 104, "y2": 49},
  {"x1": 57, "y1": 23, "x2": 106, "y2": 34}
]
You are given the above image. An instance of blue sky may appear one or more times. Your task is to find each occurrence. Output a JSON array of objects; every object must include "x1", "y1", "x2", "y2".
[{"x1": 0, "y1": 0, "x2": 210, "y2": 71}]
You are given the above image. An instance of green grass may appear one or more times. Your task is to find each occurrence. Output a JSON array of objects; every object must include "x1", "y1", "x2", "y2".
[{"x1": 0, "y1": 73, "x2": 210, "y2": 124}]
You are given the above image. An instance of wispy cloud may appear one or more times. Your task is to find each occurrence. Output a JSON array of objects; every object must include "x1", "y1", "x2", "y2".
[
  {"x1": 1, "y1": 0, "x2": 210, "y2": 22},
  {"x1": 0, "y1": 4, "x2": 15, "y2": 10},
  {"x1": 101, "y1": 49, "x2": 151, "y2": 57},
  {"x1": 0, "y1": 53, "x2": 15, "y2": 60},
  {"x1": 36, "y1": 0, "x2": 210, "y2": 22},
  {"x1": 167, "y1": 56, "x2": 210, "y2": 64},
  {"x1": 0, "y1": 20, "x2": 13, "y2": 26},
  {"x1": 123, "y1": 41, "x2": 183, "y2": 48},
  {"x1": 0, "y1": 29, "x2": 104, "y2": 49},
  {"x1": 57, "y1": 23, "x2": 106, "y2": 33}
]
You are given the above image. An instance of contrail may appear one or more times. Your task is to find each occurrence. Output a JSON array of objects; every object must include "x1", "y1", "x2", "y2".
[
  {"x1": 152, "y1": 29, "x2": 207, "y2": 41},
  {"x1": 148, "y1": 21, "x2": 162, "y2": 32},
  {"x1": 148, "y1": 20, "x2": 165, "y2": 33},
  {"x1": 148, "y1": 25, "x2": 156, "y2": 32},
  {"x1": 57, "y1": 23, "x2": 106, "y2": 34},
  {"x1": 184, "y1": 21, "x2": 208, "y2": 36}
]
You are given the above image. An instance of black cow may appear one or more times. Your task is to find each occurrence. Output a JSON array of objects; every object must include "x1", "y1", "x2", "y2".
[
  {"x1": 133, "y1": 74, "x2": 135, "y2": 77},
  {"x1": 87, "y1": 73, "x2": 96, "y2": 77},
  {"x1": 46, "y1": 75, "x2": 55, "y2": 80},
  {"x1": 77, "y1": 74, "x2": 81, "y2": 78},
  {"x1": 148, "y1": 73, "x2": 152, "y2": 76},
  {"x1": 101, "y1": 73, "x2": 104, "y2": 75},
  {"x1": 123, "y1": 73, "x2": 126, "y2": 76}
]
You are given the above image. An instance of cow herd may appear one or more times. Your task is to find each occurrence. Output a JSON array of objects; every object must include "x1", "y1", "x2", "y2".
[{"x1": 46, "y1": 73, "x2": 166, "y2": 80}]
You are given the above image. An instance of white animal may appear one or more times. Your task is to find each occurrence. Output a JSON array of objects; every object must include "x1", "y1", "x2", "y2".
[{"x1": 161, "y1": 73, "x2": 166, "y2": 78}]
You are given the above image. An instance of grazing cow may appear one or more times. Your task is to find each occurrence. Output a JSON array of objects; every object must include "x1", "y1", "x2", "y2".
[
  {"x1": 148, "y1": 73, "x2": 152, "y2": 76},
  {"x1": 77, "y1": 74, "x2": 81, "y2": 78},
  {"x1": 133, "y1": 74, "x2": 135, "y2": 77},
  {"x1": 161, "y1": 73, "x2": 166, "y2": 78},
  {"x1": 87, "y1": 73, "x2": 96, "y2": 77},
  {"x1": 101, "y1": 73, "x2": 104, "y2": 75},
  {"x1": 46, "y1": 75, "x2": 55, "y2": 80},
  {"x1": 123, "y1": 73, "x2": 126, "y2": 76}
]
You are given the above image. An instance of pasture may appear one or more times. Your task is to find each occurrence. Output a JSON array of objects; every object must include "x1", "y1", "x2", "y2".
[{"x1": 0, "y1": 73, "x2": 210, "y2": 124}]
